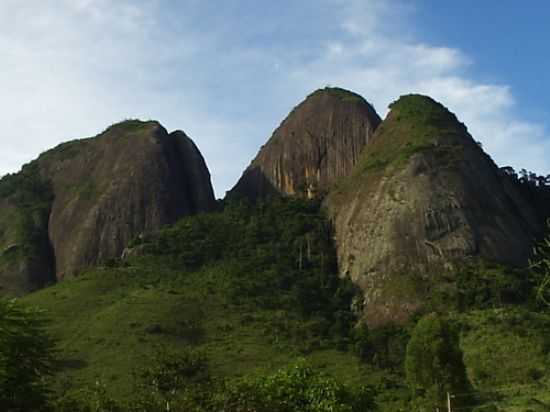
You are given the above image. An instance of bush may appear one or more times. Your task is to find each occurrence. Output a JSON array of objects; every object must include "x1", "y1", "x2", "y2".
[
  {"x1": 212, "y1": 360, "x2": 376, "y2": 412},
  {"x1": 405, "y1": 313, "x2": 472, "y2": 411},
  {"x1": 0, "y1": 299, "x2": 56, "y2": 412},
  {"x1": 352, "y1": 323, "x2": 409, "y2": 370}
]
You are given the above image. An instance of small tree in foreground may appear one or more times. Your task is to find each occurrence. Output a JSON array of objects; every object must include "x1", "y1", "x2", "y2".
[
  {"x1": 0, "y1": 298, "x2": 56, "y2": 412},
  {"x1": 405, "y1": 314, "x2": 472, "y2": 412},
  {"x1": 530, "y1": 226, "x2": 550, "y2": 307}
]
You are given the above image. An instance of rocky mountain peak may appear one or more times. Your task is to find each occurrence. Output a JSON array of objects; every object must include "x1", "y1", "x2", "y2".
[
  {"x1": 326, "y1": 94, "x2": 543, "y2": 325},
  {"x1": 0, "y1": 120, "x2": 216, "y2": 294},
  {"x1": 229, "y1": 87, "x2": 382, "y2": 200}
]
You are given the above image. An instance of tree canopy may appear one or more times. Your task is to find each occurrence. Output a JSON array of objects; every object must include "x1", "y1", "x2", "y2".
[{"x1": 0, "y1": 299, "x2": 56, "y2": 412}]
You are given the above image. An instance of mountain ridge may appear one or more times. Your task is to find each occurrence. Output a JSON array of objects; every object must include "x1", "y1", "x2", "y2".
[
  {"x1": 3, "y1": 88, "x2": 550, "y2": 411},
  {"x1": 0, "y1": 119, "x2": 215, "y2": 294}
]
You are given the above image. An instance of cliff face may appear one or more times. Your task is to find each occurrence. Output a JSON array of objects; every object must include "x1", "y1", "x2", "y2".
[
  {"x1": 229, "y1": 87, "x2": 381, "y2": 199},
  {"x1": 325, "y1": 95, "x2": 543, "y2": 325},
  {"x1": 0, "y1": 120, "x2": 216, "y2": 293},
  {"x1": 0, "y1": 163, "x2": 55, "y2": 295}
]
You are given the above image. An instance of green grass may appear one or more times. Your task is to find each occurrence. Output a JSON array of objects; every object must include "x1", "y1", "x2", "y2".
[
  {"x1": 313, "y1": 87, "x2": 369, "y2": 103},
  {"x1": 23, "y1": 199, "x2": 370, "y2": 402},
  {"x1": 16, "y1": 194, "x2": 550, "y2": 411},
  {"x1": 455, "y1": 308, "x2": 550, "y2": 411},
  {"x1": 356, "y1": 94, "x2": 467, "y2": 174},
  {"x1": 102, "y1": 119, "x2": 158, "y2": 135}
]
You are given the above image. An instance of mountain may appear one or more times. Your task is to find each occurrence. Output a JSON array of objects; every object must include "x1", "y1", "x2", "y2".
[
  {"x1": 22, "y1": 198, "x2": 369, "y2": 405},
  {"x1": 4, "y1": 89, "x2": 550, "y2": 411},
  {"x1": 0, "y1": 120, "x2": 215, "y2": 294},
  {"x1": 230, "y1": 89, "x2": 544, "y2": 326},
  {"x1": 326, "y1": 94, "x2": 543, "y2": 325},
  {"x1": 21, "y1": 196, "x2": 550, "y2": 411},
  {"x1": 229, "y1": 87, "x2": 381, "y2": 199}
]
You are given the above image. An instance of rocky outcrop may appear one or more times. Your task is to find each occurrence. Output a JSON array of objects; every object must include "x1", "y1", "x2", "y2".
[
  {"x1": 0, "y1": 120, "x2": 216, "y2": 293},
  {"x1": 0, "y1": 164, "x2": 55, "y2": 295},
  {"x1": 325, "y1": 95, "x2": 543, "y2": 325},
  {"x1": 229, "y1": 87, "x2": 381, "y2": 199}
]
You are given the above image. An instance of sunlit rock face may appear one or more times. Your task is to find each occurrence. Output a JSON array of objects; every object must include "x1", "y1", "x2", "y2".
[
  {"x1": 325, "y1": 95, "x2": 543, "y2": 325},
  {"x1": 229, "y1": 87, "x2": 381, "y2": 200}
]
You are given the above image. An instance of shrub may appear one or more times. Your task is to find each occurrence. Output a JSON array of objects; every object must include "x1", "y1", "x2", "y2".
[
  {"x1": 0, "y1": 299, "x2": 56, "y2": 412},
  {"x1": 212, "y1": 360, "x2": 376, "y2": 412},
  {"x1": 405, "y1": 313, "x2": 472, "y2": 411}
]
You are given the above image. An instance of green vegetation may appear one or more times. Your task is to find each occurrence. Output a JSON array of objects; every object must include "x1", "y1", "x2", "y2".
[
  {"x1": 0, "y1": 298, "x2": 55, "y2": 412},
  {"x1": 422, "y1": 259, "x2": 536, "y2": 314},
  {"x1": 9, "y1": 197, "x2": 550, "y2": 411},
  {"x1": 406, "y1": 313, "x2": 471, "y2": 411},
  {"x1": 49, "y1": 359, "x2": 376, "y2": 412},
  {"x1": 103, "y1": 119, "x2": 157, "y2": 135},
  {"x1": 212, "y1": 360, "x2": 376, "y2": 412},
  {"x1": 0, "y1": 161, "x2": 52, "y2": 207},
  {"x1": 312, "y1": 87, "x2": 369, "y2": 104},
  {"x1": 531, "y1": 225, "x2": 550, "y2": 307},
  {"x1": 40, "y1": 138, "x2": 93, "y2": 162},
  {"x1": 0, "y1": 161, "x2": 53, "y2": 260},
  {"x1": 357, "y1": 94, "x2": 467, "y2": 173},
  {"x1": 22, "y1": 198, "x2": 378, "y2": 410}
]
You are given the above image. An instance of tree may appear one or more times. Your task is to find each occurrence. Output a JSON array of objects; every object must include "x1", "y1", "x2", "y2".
[
  {"x1": 214, "y1": 360, "x2": 376, "y2": 412},
  {"x1": 0, "y1": 299, "x2": 56, "y2": 412},
  {"x1": 530, "y1": 225, "x2": 550, "y2": 307},
  {"x1": 405, "y1": 314, "x2": 472, "y2": 411}
]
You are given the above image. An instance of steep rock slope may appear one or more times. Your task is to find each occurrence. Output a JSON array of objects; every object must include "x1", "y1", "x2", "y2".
[
  {"x1": 230, "y1": 87, "x2": 381, "y2": 199},
  {"x1": 0, "y1": 162, "x2": 55, "y2": 295},
  {"x1": 326, "y1": 95, "x2": 542, "y2": 325},
  {"x1": 0, "y1": 120, "x2": 216, "y2": 293}
]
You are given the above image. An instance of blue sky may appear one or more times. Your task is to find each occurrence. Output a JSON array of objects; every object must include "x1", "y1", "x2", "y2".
[{"x1": 1, "y1": 0, "x2": 549, "y2": 197}]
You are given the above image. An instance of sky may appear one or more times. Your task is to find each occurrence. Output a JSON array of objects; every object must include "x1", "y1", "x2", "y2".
[{"x1": 1, "y1": 0, "x2": 550, "y2": 198}]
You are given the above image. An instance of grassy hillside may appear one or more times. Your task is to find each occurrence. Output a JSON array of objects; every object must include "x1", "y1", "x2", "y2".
[
  {"x1": 22, "y1": 199, "x2": 381, "y2": 409},
  {"x1": 18, "y1": 197, "x2": 550, "y2": 411}
]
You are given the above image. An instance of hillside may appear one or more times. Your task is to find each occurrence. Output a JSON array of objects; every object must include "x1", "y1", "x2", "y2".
[
  {"x1": 20, "y1": 197, "x2": 550, "y2": 411},
  {"x1": 3, "y1": 88, "x2": 550, "y2": 412},
  {"x1": 22, "y1": 198, "x2": 376, "y2": 409}
]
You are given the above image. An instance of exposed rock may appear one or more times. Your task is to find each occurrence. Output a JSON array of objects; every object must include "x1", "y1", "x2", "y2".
[
  {"x1": 0, "y1": 120, "x2": 216, "y2": 293},
  {"x1": 0, "y1": 168, "x2": 55, "y2": 295},
  {"x1": 121, "y1": 244, "x2": 148, "y2": 260},
  {"x1": 229, "y1": 87, "x2": 381, "y2": 200},
  {"x1": 325, "y1": 95, "x2": 543, "y2": 325}
]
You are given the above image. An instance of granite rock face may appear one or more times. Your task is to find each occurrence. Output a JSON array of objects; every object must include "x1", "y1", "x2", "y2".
[
  {"x1": 325, "y1": 95, "x2": 543, "y2": 325},
  {"x1": 230, "y1": 87, "x2": 381, "y2": 199},
  {"x1": 0, "y1": 120, "x2": 216, "y2": 293}
]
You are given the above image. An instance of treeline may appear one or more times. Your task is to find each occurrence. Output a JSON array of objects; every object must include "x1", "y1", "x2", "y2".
[
  {"x1": 500, "y1": 166, "x2": 550, "y2": 225},
  {"x1": 499, "y1": 166, "x2": 550, "y2": 188}
]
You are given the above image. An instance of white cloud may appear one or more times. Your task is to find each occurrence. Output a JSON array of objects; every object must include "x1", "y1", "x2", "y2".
[
  {"x1": 1, "y1": 0, "x2": 549, "y2": 199},
  {"x1": 286, "y1": 2, "x2": 550, "y2": 176}
]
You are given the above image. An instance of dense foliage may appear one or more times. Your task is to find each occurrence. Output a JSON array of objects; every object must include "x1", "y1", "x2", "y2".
[
  {"x1": 531, "y1": 224, "x2": 550, "y2": 307},
  {"x1": 137, "y1": 198, "x2": 358, "y2": 342},
  {"x1": 500, "y1": 166, "x2": 550, "y2": 224},
  {"x1": 52, "y1": 359, "x2": 375, "y2": 412},
  {"x1": 432, "y1": 259, "x2": 536, "y2": 312},
  {"x1": 14, "y1": 196, "x2": 550, "y2": 411},
  {"x1": 405, "y1": 314, "x2": 472, "y2": 411},
  {"x1": 213, "y1": 361, "x2": 376, "y2": 412},
  {"x1": 0, "y1": 299, "x2": 55, "y2": 412},
  {"x1": 0, "y1": 161, "x2": 53, "y2": 259}
]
